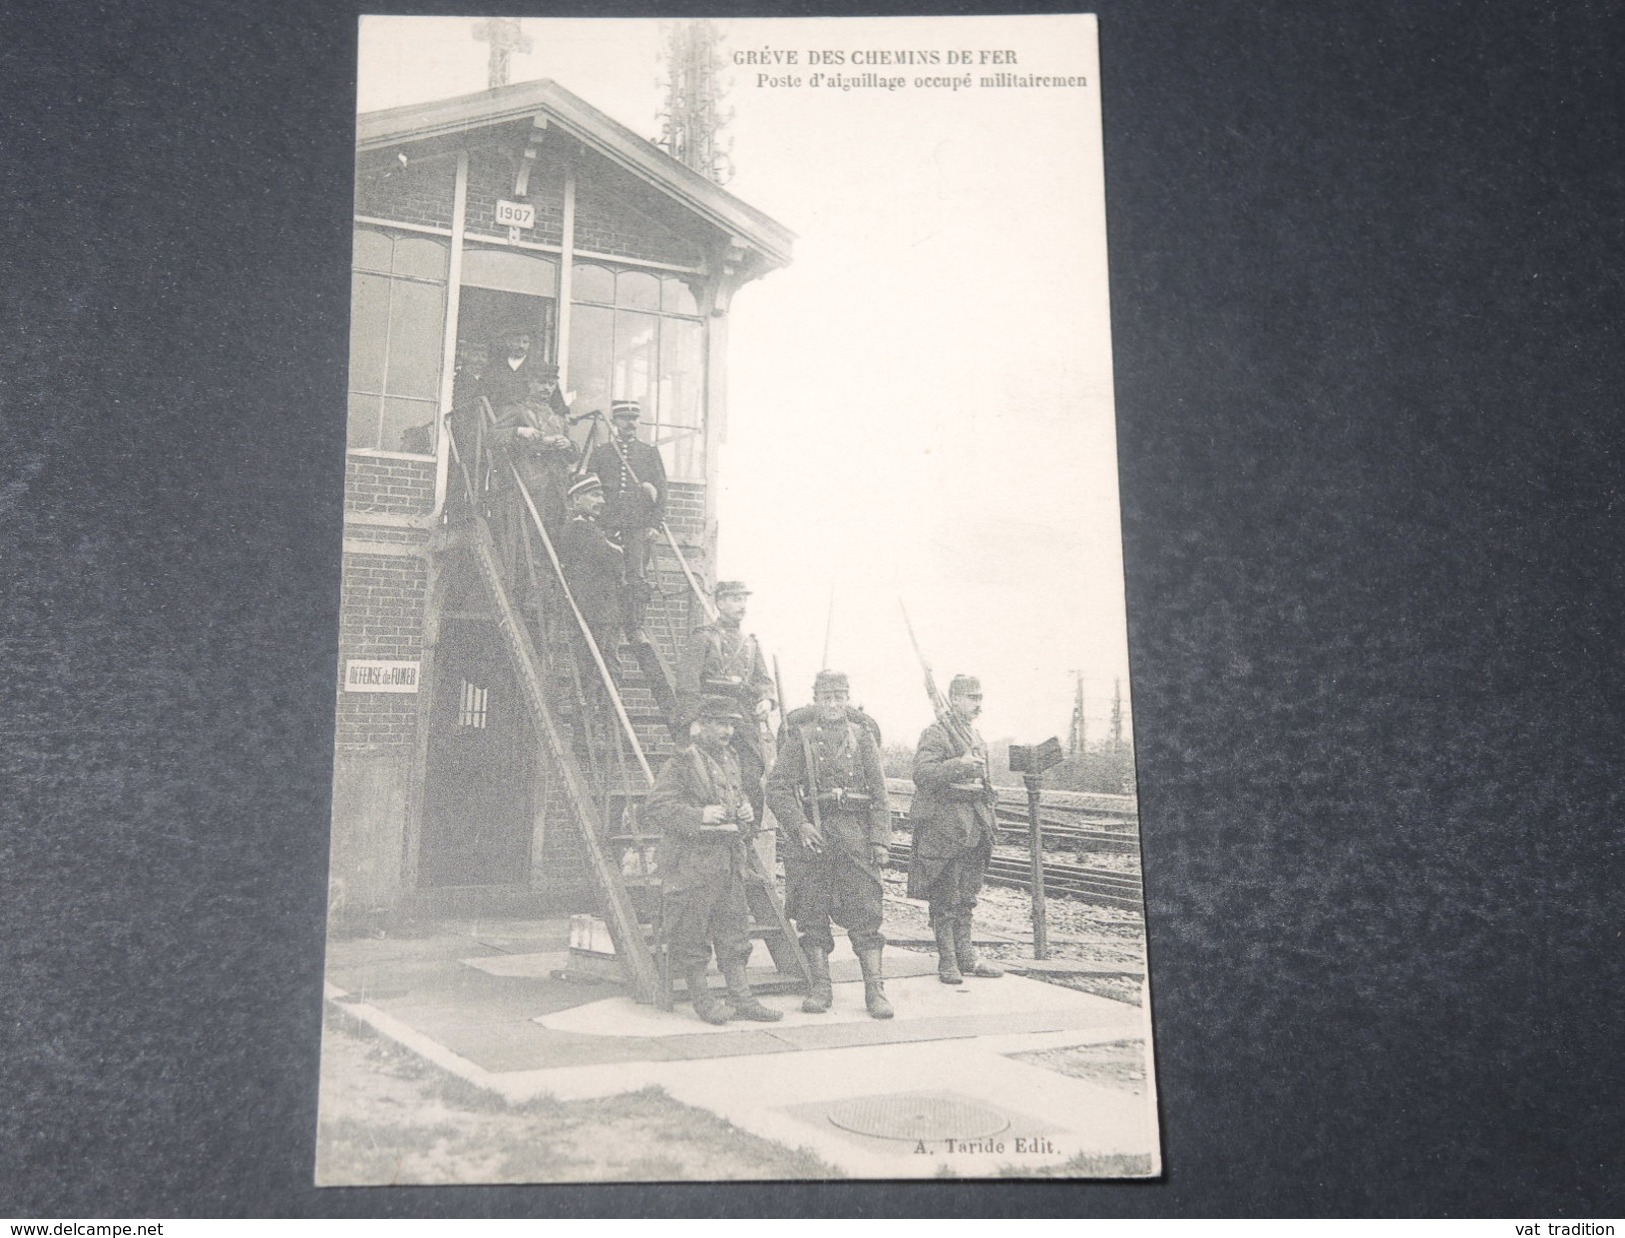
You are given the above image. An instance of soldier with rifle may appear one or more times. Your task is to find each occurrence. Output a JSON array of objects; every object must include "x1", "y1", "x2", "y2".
[
  {"x1": 584, "y1": 399, "x2": 667, "y2": 644},
  {"x1": 765, "y1": 670, "x2": 894, "y2": 1019},
  {"x1": 901, "y1": 606, "x2": 1006, "y2": 984},
  {"x1": 675, "y1": 581, "x2": 776, "y2": 823},
  {"x1": 643, "y1": 694, "x2": 784, "y2": 1025}
]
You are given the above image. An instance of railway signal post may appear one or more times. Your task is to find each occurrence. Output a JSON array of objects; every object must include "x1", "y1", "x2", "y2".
[{"x1": 1009, "y1": 737, "x2": 1065, "y2": 960}]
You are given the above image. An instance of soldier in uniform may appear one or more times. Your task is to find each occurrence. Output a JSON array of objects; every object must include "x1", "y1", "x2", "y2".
[
  {"x1": 554, "y1": 474, "x2": 624, "y2": 663},
  {"x1": 585, "y1": 399, "x2": 667, "y2": 643},
  {"x1": 765, "y1": 670, "x2": 894, "y2": 1019},
  {"x1": 908, "y1": 674, "x2": 1006, "y2": 984},
  {"x1": 643, "y1": 695, "x2": 784, "y2": 1025},
  {"x1": 675, "y1": 581, "x2": 776, "y2": 822}
]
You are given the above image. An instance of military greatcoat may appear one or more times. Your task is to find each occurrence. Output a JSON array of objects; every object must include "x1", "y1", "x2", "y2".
[
  {"x1": 643, "y1": 742, "x2": 754, "y2": 972},
  {"x1": 906, "y1": 718, "x2": 999, "y2": 918},
  {"x1": 765, "y1": 709, "x2": 891, "y2": 954},
  {"x1": 555, "y1": 513, "x2": 624, "y2": 651}
]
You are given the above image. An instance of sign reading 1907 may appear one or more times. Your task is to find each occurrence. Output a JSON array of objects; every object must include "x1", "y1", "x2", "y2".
[{"x1": 496, "y1": 198, "x2": 535, "y2": 229}]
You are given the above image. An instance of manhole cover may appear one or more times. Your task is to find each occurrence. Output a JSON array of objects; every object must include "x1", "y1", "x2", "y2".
[{"x1": 827, "y1": 1093, "x2": 1010, "y2": 1142}]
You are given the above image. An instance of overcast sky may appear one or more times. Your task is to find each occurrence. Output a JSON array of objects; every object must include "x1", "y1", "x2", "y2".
[{"x1": 357, "y1": 15, "x2": 1132, "y2": 750}]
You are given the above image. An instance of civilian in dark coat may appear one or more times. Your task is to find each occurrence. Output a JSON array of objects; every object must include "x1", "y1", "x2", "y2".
[{"x1": 482, "y1": 329, "x2": 545, "y2": 410}]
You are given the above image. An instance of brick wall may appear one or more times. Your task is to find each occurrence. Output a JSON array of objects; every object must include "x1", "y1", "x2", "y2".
[
  {"x1": 663, "y1": 480, "x2": 706, "y2": 541},
  {"x1": 345, "y1": 456, "x2": 436, "y2": 518},
  {"x1": 574, "y1": 171, "x2": 707, "y2": 267},
  {"x1": 334, "y1": 550, "x2": 429, "y2": 750},
  {"x1": 465, "y1": 148, "x2": 566, "y2": 245},
  {"x1": 355, "y1": 158, "x2": 455, "y2": 230}
]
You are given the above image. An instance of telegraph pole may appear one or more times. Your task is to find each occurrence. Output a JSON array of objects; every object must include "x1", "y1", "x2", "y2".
[
  {"x1": 1067, "y1": 671, "x2": 1086, "y2": 758},
  {"x1": 657, "y1": 20, "x2": 734, "y2": 184},
  {"x1": 1110, "y1": 677, "x2": 1124, "y2": 753}
]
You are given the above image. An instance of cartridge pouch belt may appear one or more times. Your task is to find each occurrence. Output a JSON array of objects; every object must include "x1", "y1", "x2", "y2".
[{"x1": 813, "y1": 789, "x2": 873, "y2": 807}]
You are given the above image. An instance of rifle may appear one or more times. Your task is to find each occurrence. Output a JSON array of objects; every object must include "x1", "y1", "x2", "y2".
[
  {"x1": 898, "y1": 601, "x2": 989, "y2": 788},
  {"x1": 773, "y1": 655, "x2": 788, "y2": 737}
]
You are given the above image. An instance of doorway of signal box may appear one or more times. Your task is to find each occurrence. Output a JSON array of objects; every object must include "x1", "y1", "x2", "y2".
[
  {"x1": 419, "y1": 577, "x2": 539, "y2": 892},
  {"x1": 455, "y1": 246, "x2": 558, "y2": 418}
]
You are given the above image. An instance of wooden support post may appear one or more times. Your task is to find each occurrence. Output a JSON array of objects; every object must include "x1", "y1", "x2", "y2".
[{"x1": 1025, "y1": 773, "x2": 1049, "y2": 961}]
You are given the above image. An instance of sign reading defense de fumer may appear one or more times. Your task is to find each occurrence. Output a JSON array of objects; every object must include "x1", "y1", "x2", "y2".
[{"x1": 342, "y1": 660, "x2": 420, "y2": 692}]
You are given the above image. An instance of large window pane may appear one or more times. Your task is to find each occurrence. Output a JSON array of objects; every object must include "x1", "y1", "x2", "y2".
[
  {"x1": 386, "y1": 279, "x2": 445, "y2": 400},
  {"x1": 353, "y1": 228, "x2": 392, "y2": 274},
  {"x1": 393, "y1": 235, "x2": 448, "y2": 280},
  {"x1": 349, "y1": 227, "x2": 449, "y2": 452},
  {"x1": 347, "y1": 392, "x2": 382, "y2": 449},
  {"x1": 348, "y1": 272, "x2": 390, "y2": 394},
  {"x1": 462, "y1": 248, "x2": 557, "y2": 297},
  {"x1": 657, "y1": 317, "x2": 705, "y2": 479},
  {"x1": 383, "y1": 396, "x2": 437, "y2": 455},
  {"x1": 573, "y1": 262, "x2": 614, "y2": 304},
  {"x1": 568, "y1": 265, "x2": 706, "y2": 479},
  {"x1": 660, "y1": 317, "x2": 703, "y2": 427},
  {"x1": 617, "y1": 269, "x2": 659, "y2": 311},
  {"x1": 661, "y1": 276, "x2": 699, "y2": 315},
  {"x1": 613, "y1": 310, "x2": 658, "y2": 411},
  {"x1": 568, "y1": 302, "x2": 614, "y2": 433}
]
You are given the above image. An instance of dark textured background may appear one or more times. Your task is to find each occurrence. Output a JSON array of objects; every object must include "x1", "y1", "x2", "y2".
[{"x1": 2, "y1": 0, "x2": 1621, "y2": 1219}]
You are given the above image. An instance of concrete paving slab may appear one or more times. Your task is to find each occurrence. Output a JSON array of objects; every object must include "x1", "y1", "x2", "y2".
[
  {"x1": 539, "y1": 970, "x2": 1119, "y2": 1039},
  {"x1": 324, "y1": 919, "x2": 1159, "y2": 1178},
  {"x1": 462, "y1": 950, "x2": 572, "y2": 978}
]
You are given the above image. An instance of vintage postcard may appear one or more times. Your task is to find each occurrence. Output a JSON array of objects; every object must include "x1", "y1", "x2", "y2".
[{"x1": 317, "y1": 13, "x2": 1157, "y2": 1183}]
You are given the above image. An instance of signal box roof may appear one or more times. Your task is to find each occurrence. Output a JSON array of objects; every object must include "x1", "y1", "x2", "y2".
[{"x1": 357, "y1": 79, "x2": 794, "y2": 270}]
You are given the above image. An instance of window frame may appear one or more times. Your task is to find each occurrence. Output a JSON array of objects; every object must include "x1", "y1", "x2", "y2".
[
  {"x1": 348, "y1": 226, "x2": 450, "y2": 460},
  {"x1": 569, "y1": 262, "x2": 708, "y2": 482}
]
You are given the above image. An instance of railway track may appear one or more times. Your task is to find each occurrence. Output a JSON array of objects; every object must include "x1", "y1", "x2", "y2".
[
  {"x1": 990, "y1": 806, "x2": 1139, "y2": 854},
  {"x1": 879, "y1": 778, "x2": 1144, "y2": 909},
  {"x1": 884, "y1": 842, "x2": 1145, "y2": 912}
]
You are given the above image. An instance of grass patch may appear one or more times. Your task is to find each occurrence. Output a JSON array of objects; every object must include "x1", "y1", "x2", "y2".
[{"x1": 317, "y1": 1008, "x2": 844, "y2": 1184}]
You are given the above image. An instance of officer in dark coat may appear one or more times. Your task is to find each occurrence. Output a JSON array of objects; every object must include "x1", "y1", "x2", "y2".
[
  {"x1": 675, "y1": 581, "x2": 776, "y2": 823},
  {"x1": 765, "y1": 670, "x2": 894, "y2": 1019},
  {"x1": 585, "y1": 399, "x2": 667, "y2": 642},
  {"x1": 554, "y1": 474, "x2": 624, "y2": 662},
  {"x1": 643, "y1": 695, "x2": 784, "y2": 1025},
  {"x1": 908, "y1": 674, "x2": 1005, "y2": 984}
]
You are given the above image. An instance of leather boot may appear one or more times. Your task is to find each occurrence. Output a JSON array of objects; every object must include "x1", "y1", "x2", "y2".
[
  {"x1": 857, "y1": 946, "x2": 895, "y2": 1019},
  {"x1": 955, "y1": 916, "x2": 1004, "y2": 978},
  {"x1": 685, "y1": 966, "x2": 730, "y2": 1024},
  {"x1": 801, "y1": 946, "x2": 833, "y2": 1014},
  {"x1": 934, "y1": 920, "x2": 963, "y2": 985},
  {"x1": 723, "y1": 961, "x2": 784, "y2": 1022}
]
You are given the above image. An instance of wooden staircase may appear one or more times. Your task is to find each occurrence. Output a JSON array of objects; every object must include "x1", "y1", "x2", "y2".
[{"x1": 451, "y1": 448, "x2": 809, "y2": 1009}]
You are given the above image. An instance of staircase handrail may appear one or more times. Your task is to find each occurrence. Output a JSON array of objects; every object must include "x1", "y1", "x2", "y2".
[{"x1": 507, "y1": 460, "x2": 654, "y2": 785}]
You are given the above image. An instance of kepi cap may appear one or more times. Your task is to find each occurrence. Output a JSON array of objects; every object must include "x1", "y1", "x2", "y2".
[
  {"x1": 697, "y1": 694, "x2": 745, "y2": 722},
  {"x1": 813, "y1": 670, "x2": 850, "y2": 694},
  {"x1": 948, "y1": 674, "x2": 982, "y2": 698},
  {"x1": 610, "y1": 399, "x2": 642, "y2": 420},
  {"x1": 713, "y1": 580, "x2": 751, "y2": 598},
  {"x1": 568, "y1": 474, "x2": 604, "y2": 499}
]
